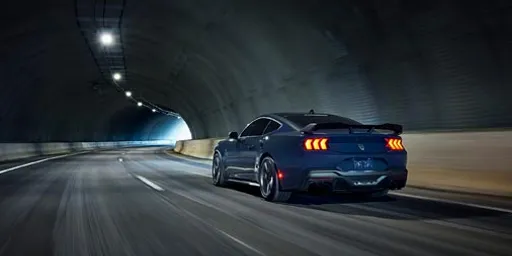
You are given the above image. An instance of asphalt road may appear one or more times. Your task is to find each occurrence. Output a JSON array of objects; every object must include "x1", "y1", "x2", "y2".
[{"x1": 0, "y1": 147, "x2": 511, "y2": 256}]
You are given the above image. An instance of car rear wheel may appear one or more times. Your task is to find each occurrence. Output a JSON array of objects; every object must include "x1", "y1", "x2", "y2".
[
  {"x1": 212, "y1": 153, "x2": 227, "y2": 186},
  {"x1": 259, "y1": 157, "x2": 292, "y2": 202}
]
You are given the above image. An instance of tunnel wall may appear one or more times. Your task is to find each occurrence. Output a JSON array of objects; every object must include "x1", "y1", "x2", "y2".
[
  {"x1": 173, "y1": 131, "x2": 512, "y2": 197},
  {"x1": 0, "y1": 140, "x2": 171, "y2": 162},
  {"x1": 2, "y1": 0, "x2": 511, "y2": 143},
  {"x1": 125, "y1": 0, "x2": 511, "y2": 138}
]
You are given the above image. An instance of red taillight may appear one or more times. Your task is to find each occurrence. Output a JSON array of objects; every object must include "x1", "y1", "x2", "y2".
[
  {"x1": 304, "y1": 138, "x2": 329, "y2": 151},
  {"x1": 386, "y1": 138, "x2": 404, "y2": 151}
]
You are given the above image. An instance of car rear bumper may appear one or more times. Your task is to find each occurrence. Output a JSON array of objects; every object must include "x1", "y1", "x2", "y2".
[{"x1": 279, "y1": 168, "x2": 408, "y2": 193}]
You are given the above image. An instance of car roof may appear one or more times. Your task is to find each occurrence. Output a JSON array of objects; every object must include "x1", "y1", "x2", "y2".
[
  {"x1": 272, "y1": 112, "x2": 334, "y2": 117},
  {"x1": 256, "y1": 112, "x2": 342, "y2": 131}
]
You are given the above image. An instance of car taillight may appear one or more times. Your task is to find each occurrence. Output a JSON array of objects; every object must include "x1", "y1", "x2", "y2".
[
  {"x1": 304, "y1": 138, "x2": 328, "y2": 151},
  {"x1": 385, "y1": 138, "x2": 404, "y2": 151}
]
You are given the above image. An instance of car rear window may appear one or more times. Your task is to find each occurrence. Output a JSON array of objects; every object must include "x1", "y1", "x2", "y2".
[{"x1": 283, "y1": 114, "x2": 362, "y2": 128}]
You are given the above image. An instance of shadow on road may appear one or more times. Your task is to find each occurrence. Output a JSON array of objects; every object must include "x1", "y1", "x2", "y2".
[{"x1": 224, "y1": 182, "x2": 509, "y2": 221}]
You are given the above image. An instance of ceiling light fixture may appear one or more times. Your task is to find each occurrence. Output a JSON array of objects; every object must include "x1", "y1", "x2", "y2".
[{"x1": 99, "y1": 32, "x2": 114, "y2": 46}]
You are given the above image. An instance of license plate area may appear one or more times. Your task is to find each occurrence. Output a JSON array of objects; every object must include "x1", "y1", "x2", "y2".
[{"x1": 353, "y1": 158, "x2": 374, "y2": 170}]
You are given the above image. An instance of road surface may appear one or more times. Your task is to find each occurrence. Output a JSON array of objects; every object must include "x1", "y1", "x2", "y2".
[{"x1": 0, "y1": 147, "x2": 510, "y2": 256}]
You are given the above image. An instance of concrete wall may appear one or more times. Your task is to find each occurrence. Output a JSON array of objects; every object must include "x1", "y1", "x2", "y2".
[
  {"x1": 174, "y1": 138, "x2": 224, "y2": 160},
  {"x1": 0, "y1": 140, "x2": 173, "y2": 162},
  {"x1": 174, "y1": 131, "x2": 512, "y2": 197}
]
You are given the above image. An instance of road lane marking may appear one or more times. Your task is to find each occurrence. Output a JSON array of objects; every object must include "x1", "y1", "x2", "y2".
[
  {"x1": 135, "y1": 175, "x2": 165, "y2": 191},
  {"x1": 216, "y1": 229, "x2": 266, "y2": 256},
  {"x1": 391, "y1": 192, "x2": 512, "y2": 214},
  {"x1": 0, "y1": 151, "x2": 88, "y2": 175}
]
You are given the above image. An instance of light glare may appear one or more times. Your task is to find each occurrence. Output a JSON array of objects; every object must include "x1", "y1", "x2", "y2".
[
  {"x1": 125, "y1": 91, "x2": 132, "y2": 97},
  {"x1": 100, "y1": 32, "x2": 114, "y2": 46},
  {"x1": 165, "y1": 118, "x2": 192, "y2": 141},
  {"x1": 152, "y1": 109, "x2": 156, "y2": 112},
  {"x1": 113, "y1": 73, "x2": 122, "y2": 81},
  {"x1": 137, "y1": 102, "x2": 143, "y2": 107}
]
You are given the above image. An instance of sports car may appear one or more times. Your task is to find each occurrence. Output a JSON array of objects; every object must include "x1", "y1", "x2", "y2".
[{"x1": 212, "y1": 111, "x2": 408, "y2": 202}]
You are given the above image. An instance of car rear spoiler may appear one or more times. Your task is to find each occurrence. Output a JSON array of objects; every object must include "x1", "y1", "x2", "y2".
[{"x1": 300, "y1": 122, "x2": 403, "y2": 135}]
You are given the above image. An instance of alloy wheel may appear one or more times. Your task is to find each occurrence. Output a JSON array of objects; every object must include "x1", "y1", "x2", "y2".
[
  {"x1": 212, "y1": 155, "x2": 220, "y2": 183},
  {"x1": 260, "y1": 160, "x2": 274, "y2": 197}
]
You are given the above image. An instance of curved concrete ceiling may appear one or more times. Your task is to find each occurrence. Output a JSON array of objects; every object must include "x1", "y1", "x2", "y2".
[{"x1": 1, "y1": 0, "x2": 511, "y2": 142}]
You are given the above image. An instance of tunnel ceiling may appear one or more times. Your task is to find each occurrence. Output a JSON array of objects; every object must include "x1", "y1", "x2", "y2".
[{"x1": 1, "y1": 0, "x2": 511, "y2": 142}]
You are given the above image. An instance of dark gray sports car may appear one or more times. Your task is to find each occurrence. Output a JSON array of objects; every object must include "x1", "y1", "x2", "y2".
[{"x1": 212, "y1": 111, "x2": 408, "y2": 202}]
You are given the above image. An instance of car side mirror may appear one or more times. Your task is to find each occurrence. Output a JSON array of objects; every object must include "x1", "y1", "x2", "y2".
[{"x1": 228, "y1": 131, "x2": 239, "y2": 139}]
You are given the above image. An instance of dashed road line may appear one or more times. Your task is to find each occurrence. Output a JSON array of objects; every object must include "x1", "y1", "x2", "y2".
[{"x1": 135, "y1": 175, "x2": 165, "y2": 191}]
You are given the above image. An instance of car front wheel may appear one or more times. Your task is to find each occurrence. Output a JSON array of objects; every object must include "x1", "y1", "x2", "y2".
[{"x1": 212, "y1": 153, "x2": 227, "y2": 186}]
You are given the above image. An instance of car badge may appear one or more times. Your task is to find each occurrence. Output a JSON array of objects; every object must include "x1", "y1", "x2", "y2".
[{"x1": 358, "y1": 144, "x2": 365, "y2": 151}]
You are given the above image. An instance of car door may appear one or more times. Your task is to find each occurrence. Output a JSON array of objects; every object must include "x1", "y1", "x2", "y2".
[
  {"x1": 221, "y1": 136, "x2": 240, "y2": 175},
  {"x1": 243, "y1": 119, "x2": 284, "y2": 181},
  {"x1": 243, "y1": 119, "x2": 283, "y2": 170},
  {"x1": 235, "y1": 118, "x2": 270, "y2": 180}
]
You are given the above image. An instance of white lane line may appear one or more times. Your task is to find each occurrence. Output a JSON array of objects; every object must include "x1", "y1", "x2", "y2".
[
  {"x1": 391, "y1": 192, "x2": 512, "y2": 214},
  {"x1": 161, "y1": 151, "x2": 211, "y2": 177},
  {"x1": 216, "y1": 229, "x2": 266, "y2": 256},
  {"x1": 135, "y1": 175, "x2": 165, "y2": 191},
  {"x1": 0, "y1": 151, "x2": 88, "y2": 175},
  {"x1": 163, "y1": 150, "x2": 213, "y2": 168}
]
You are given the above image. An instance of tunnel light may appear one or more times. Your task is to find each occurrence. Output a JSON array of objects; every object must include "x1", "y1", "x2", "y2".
[
  {"x1": 99, "y1": 32, "x2": 114, "y2": 46},
  {"x1": 113, "y1": 73, "x2": 122, "y2": 81},
  {"x1": 125, "y1": 91, "x2": 132, "y2": 97},
  {"x1": 137, "y1": 102, "x2": 143, "y2": 107},
  {"x1": 152, "y1": 109, "x2": 156, "y2": 112}
]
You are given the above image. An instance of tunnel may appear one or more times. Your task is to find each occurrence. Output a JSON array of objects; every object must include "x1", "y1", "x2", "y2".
[
  {"x1": 1, "y1": 0, "x2": 511, "y2": 142},
  {"x1": 0, "y1": 1, "x2": 512, "y2": 255}
]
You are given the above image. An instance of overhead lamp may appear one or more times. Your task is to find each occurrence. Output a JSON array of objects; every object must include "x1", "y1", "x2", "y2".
[
  {"x1": 99, "y1": 32, "x2": 114, "y2": 46},
  {"x1": 152, "y1": 109, "x2": 156, "y2": 112},
  {"x1": 113, "y1": 73, "x2": 122, "y2": 81},
  {"x1": 125, "y1": 91, "x2": 132, "y2": 97},
  {"x1": 137, "y1": 102, "x2": 143, "y2": 107}
]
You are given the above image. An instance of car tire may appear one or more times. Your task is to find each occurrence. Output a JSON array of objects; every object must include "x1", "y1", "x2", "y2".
[
  {"x1": 259, "y1": 156, "x2": 292, "y2": 202},
  {"x1": 212, "y1": 153, "x2": 227, "y2": 187}
]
